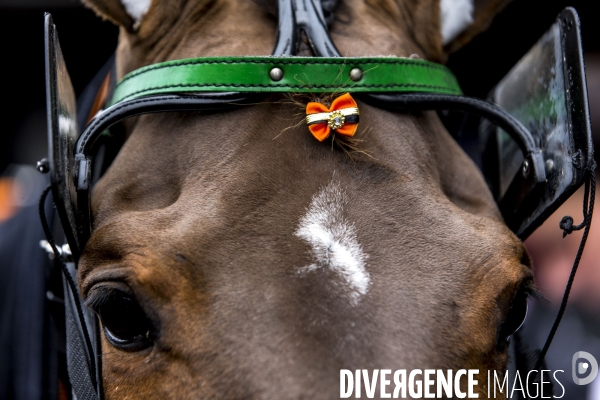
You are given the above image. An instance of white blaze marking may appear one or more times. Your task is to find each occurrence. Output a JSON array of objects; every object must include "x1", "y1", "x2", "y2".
[
  {"x1": 295, "y1": 182, "x2": 370, "y2": 304},
  {"x1": 121, "y1": 0, "x2": 152, "y2": 22},
  {"x1": 440, "y1": 0, "x2": 474, "y2": 45}
]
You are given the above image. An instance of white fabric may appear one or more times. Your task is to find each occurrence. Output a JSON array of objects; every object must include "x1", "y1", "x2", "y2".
[
  {"x1": 440, "y1": 0, "x2": 474, "y2": 45},
  {"x1": 121, "y1": 0, "x2": 152, "y2": 22}
]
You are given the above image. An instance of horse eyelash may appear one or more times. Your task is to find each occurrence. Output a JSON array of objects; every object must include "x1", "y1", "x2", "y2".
[
  {"x1": 523, "y1": 283, "x2": 544, "y2": 302},
  {"x1": 85, "y1": 286, "x2": 127, "y2": 311}
]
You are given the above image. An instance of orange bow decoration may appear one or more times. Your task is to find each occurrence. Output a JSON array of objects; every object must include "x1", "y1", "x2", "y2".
[{"x1": 305, "y1": 93, "x2": 360, "y2": 142}]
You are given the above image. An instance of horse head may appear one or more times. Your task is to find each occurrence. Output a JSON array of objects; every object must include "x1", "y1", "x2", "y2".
[{"x1": 78, "y1": 0, "x2": 531, "y2": 398}]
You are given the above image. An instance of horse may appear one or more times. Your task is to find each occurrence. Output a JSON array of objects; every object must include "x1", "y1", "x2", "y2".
[{"x1": 76, "y1": 0, "x2": 532, "y2": 397}]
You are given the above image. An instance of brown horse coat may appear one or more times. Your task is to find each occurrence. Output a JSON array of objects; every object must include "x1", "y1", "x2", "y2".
[{"x1": 79, "y1": 0, "x2": 530, "y2": 398}]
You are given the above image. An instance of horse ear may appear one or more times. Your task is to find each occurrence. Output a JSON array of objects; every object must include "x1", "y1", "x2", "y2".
[
  {"x1": 403, "y1": 0, "x2": 508, "y2": 63},
  {"x1": 82, "y1": 0, "x2": 154, "y2": 32},
  {"x1": 439, "y1": 0, "x2": 510, "y2": 53}
]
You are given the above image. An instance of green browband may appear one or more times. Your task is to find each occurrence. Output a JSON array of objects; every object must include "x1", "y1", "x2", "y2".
[{"x1": 110, "y1": 56, "x2": 462, "y2": 105}]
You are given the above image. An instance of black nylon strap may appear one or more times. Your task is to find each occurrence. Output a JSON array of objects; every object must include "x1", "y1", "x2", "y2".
[
  {"x1": 39, "y1": 186, "x2": 99, "y2": 400},
  {"x1": 63, "y1": 267, "x2": 99, "y2": 400}
]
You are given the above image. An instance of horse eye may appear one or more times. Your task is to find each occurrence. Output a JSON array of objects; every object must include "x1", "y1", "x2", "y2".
[
  {"x1": 87, "y1": 288, "x2": 154, "y2": 351},
  {"x1": 497, "y1": 288, "x2": 529, "y2": 350}
]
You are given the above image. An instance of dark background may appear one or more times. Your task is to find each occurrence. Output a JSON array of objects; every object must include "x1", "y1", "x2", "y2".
[
  {"x1": 1, "y1": 1, "x2": 118, "y2": 173},
  {"x1": 0, "y1": 0, "x2": 599, "y2": 173}
]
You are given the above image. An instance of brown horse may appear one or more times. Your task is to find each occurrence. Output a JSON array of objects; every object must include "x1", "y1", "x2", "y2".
[{"x1": 78, "y1": 0, "x2": 531, "y2": 398}]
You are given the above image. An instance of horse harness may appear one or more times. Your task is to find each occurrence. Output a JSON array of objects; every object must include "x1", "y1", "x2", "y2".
[{"x1": 38, "y1": 1, "x2": 595, "y2": 399}]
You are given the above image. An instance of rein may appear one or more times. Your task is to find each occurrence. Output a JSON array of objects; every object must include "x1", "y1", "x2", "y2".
[{"x1": 534, "y1": 166, "x2": 596, "y2": 371}]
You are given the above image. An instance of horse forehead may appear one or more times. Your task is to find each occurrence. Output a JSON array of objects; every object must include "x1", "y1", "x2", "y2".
[
  {"x1": 115, "y1": 0, "x2": 438, "y2": 77},
  {"x1": 91, "y1": 105, "x2": 503, "y2": 246}
]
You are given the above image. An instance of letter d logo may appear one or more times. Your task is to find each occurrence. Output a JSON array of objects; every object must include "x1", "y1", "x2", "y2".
[{"x1": 572, "y1": 351, "x2": 598, "y2": 385}]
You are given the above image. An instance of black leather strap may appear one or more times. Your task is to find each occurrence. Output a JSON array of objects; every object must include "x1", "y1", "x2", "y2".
[
  {"x1": 76, "y1": 93, "x2": 256, "y2": 157},
  {"x1": 273, "y1": 0, "x2": 341, "y2": 56},
  {"x1": 361, "y1": 93, "x2": 539, "y2": 155},
  {"x1": 361, "y1": 93, "x2": 547, "y2": 225}
]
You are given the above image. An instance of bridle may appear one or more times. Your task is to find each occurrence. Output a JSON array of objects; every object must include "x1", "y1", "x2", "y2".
[{"x1": 38, "y1": 1, "x2": 595, "y2": 399}]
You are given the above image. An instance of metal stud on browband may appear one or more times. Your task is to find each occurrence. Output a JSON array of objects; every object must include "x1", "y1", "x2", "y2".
[
  {"x1": 349, "y1": 68, "x2": 363, "y2": 82},
  {"x1": 269, "y1": 67, "x2": 284, "y2": 81}
]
